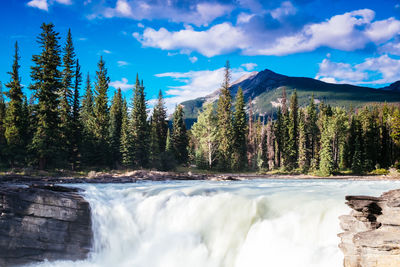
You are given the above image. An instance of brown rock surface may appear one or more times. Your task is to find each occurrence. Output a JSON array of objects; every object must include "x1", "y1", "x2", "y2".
[
  {"x1": 0, "y1": 184, "x2": 92, "y2": 267},
  {"x1": 339, "y1": 189, "x2": 400, "y2": 267}
]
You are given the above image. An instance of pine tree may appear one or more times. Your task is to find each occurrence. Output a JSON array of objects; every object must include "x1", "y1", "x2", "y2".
[
  {"x1": 286, "y1": 90, "x2": 298, "y2": 170},
  {"x1": 192, "y1": 103, "x2": 218, "y2": 168},
  {"x1": 306, "y1": 94, "x2": 319, "y2": 170},
  {"x1": 351, "y1": 117, "x2": 364, "y2": 174},
  {"x1": 298, "y1": 108, "x2": 308, "y2": 172},
  {"x1": 131, "y1": 74, "x2": 149, "y2": 168},
  {"x1": 274, "y1": 107, "x2": 283, "y2": 168},
  {"x1": 70, "y1": 60, "x2": 82, "y2": 169},
  {"x1": 0, "y1": 83, "x2": 6, "y2": 165},
  {"x1": 232, "y1": 87, "x2": 247, "y2": 170},
  {"x1": 92, "y1": 56, "x2": 110, "y2": 166},
  {"x1": 59, "y1": 28, "x2": 76, "y2": 164},
  {"x1": 266, "y1": 117, "x2": 275, "y2": 170},
  {"x1": 120, "y1": 98, "x2": 133, "y2": 167},
  {"x1": 152, "y1": 90, "x2": 168, "y2": 153},
  {"x1": 279, "y1": 88, "x2": 290, "y2": 169},
  {"x1": 4, "y1": 42, "x2": 25, "y2": 166},
  {"x1": 30, "y1": 23, "x2": 62, "y2": 169},
  {"x1": 171, "y1": 105, "x2": 188, "y2": 164},
  {"x1": 319, "y1": 117, "x2": 334, "y2": 176},
  {"x1": 109, "y1": 88, "x2": 123, "y2": 168},
  {"x1": 216, "y1": 60, "x2": 234, "y2": 170}
]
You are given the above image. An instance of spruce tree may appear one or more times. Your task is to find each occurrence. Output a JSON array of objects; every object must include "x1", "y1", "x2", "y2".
[
  {"x1": 306, "y1": 94, "x2": 319, "y2": 169},
  {"x1": 171, "y1": 105, "x2": 188, "y2": 164},
  {"x1": 0, "y1": 83, "x2": 6, "y2": 165},
  {"x1": 93, "y1": 56, "x2": 110, "y2": 166},
  {"x1": 286, "y1": 90, "x2": 298, "y2": 170},
  {"x1": 274, "y1": 107, "x2": 283, "y2": 168},
  {"x1": 266, "y1": 117, "x2": 275, "y2": 170},
  {"x1": 216, "y1": 60, "x2": 234, "y2": 170},
  {"x1": 131, "y1": 74, "x2": 149, "y2": 168},
  {"x1": 232, "y1": 87, "x2": 247, "y2": 170},
  {"x1": 70, "y1": 60, "x2": 82, "y2": 169},
  {"x1": 4, "y1": 42, "x2": 25, "y2": 166},
  {"x1": 120, "y1": 98, "x2": 133, "y2": 167},
  {"x1": 298, "y1": 108, "x2": 308, "y2": 172},
  {"x1": 59, "y1": 28, "x2": 75, "y2": 164},
  {"x1": 319, "y1": 117, "x2": 334, "y2": 176},
  {"x1": 109, "y1": 88, "x2": 123, "y2": 167},
  {"x1": 30, "y1": 23, "x2": 62, "y2": 169},
  {"x1": 152, "y1": 90, "x2": 168, "y2": 153}
]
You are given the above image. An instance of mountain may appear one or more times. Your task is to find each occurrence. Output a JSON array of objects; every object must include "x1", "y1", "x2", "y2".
[{"x1": 181, "y1": 68, "x2": 400, "y2": 119}]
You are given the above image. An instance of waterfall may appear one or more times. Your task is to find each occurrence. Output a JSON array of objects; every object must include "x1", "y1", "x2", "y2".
[{"x1": 27, "y1": 179, "x2": 400, "y2": 267}]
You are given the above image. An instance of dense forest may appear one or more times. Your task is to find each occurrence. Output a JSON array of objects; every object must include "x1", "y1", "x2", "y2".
[{"x1": 1, "y1": 23, "x2": 400, "y2": 175}]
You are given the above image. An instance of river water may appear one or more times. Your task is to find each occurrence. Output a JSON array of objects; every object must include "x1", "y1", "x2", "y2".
[{"x1": 28, "y1": 179, "x2": 400, "y2": 267}]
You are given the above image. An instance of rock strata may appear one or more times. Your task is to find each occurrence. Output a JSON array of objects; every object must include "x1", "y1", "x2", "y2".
[
  {"x1": 339, "y1": 189, "x2": 400, "y2": 267},
  {"x1": 0, "y1": 184, "x2": 92, "y2": 266}
]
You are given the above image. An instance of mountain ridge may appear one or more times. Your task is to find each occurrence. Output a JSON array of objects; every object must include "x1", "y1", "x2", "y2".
[{"x1": 181, "y1": 68, "x2": 400, "y2": 119}]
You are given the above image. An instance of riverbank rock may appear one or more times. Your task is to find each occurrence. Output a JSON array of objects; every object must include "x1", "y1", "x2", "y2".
[
  {"x1": 0, "y1": 184, "x2": 92, "y2": 266},
  {"x1": 339, "y1": 189, "x2": 400, "y2": 267}
]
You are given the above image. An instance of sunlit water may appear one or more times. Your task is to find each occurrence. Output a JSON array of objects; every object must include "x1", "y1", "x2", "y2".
[{"x1": 26, "y1": 179, "x2": 400, "y2": 267}]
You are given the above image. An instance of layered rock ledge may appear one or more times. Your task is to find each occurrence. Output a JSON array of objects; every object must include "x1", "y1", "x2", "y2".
[
  {"x1": 339, "y1": 189, "x2": 400, "y2": 267},
  {"x1": 0, "y1": 184, "x2": 92, "y2": 267}
]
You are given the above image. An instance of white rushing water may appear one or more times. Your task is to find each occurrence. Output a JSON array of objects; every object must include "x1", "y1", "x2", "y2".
[{"x1": 28, "y1": 179, "x2": 400, "y2": 267}]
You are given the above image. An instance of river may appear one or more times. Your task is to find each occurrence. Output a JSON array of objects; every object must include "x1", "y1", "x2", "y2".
[{"x1": 27, "y1": 179, "x2": 400, "y2": 267}]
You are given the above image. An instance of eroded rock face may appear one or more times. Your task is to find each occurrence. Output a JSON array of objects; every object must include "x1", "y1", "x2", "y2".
[
  {"x1": 339, "y1": 189, "x2": 400, "y2": 267},
  {"x1": 0, "y1": 184, "x2": 92, "y2": 267}
]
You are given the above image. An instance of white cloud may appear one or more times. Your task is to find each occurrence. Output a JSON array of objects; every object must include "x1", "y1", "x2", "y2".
[
  {"x1": 241, "y1": 63, "x2": 257, "y2": 71},
  {"x1": 27, "y1": 0, "x2": 71, "y2": 11},
  {"x1": 117, "y1": 60, "x2": 129, "y2": 67},
  {"x1": 237, "y1": 12, "x2": 255, "y2": 24},
  {"x1": 135, "y1": 22, "x2": 246, "y2": 57},
  {"x1": 103, "y1": 49, "x2": 112, "y2": 54},
  {"x1": 270, "y1": 1, "x2": 296, "y2": 21},
  {"x1": 100, "y1": 0, "x2": 233, "y2": 27},
  {"x1": 27, "y1": 0, "x2": 48, "y2": 11},
  {"x1": 189, "y1": 56, "x2": 198, "y2": 63},
  {"x1": 134, "y1": 8, "x2": 400, "y2": 57},
  {"x1": 380, "y1": 40, "x2": 400, "y2": 55},
  {"x1": 78, "y1": 37, "x2": 87, "y2": 41},
  {"x1": 137, "y1": 22, "x2": 144, "y2": 28},
  {"x1": 153, "y1": 67, "x2": 251, "y2": 113},
  {"x1": 316, "y1": 55, "x2": 400, "y2": 85},
  {"x1": 109, "y1": 78, "x2": 134, "y2": 91}
]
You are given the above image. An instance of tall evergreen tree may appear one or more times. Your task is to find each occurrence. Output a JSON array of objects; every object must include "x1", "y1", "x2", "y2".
[
  {"x1": 131, "y1": 74, "x2": 149, "y2": 167},
  {"x1": 171, "y1": 104, "x2": 188, "y2": 164},
  {"x1": 0, "y1": 83, "x2": 6, "y2": 165},
  {"x1": 109, "y1": 88, "x2": 123, "y2": 167},
  {"x1": 286, "y1": 90, "x2": 298, "y2": 170},
  {"x1": 232, "y1": 87, "x2": 247, "y2": 170},
  {"x1": 70, "y1": 60, "x2": 82, "y2": 169},
  {"x1": 216, "y1": 61, "x2": 234, "y2": 170},
  {"x1": 319, "y1": 116, "x2": 334, "y2": 176},
  {"x1": 298, "y1": 108, "x2": 308, "y2": 172},
  {"x1": 30, "y1": 23, "x2": 62, "y2": 169},
  {"x1": 92, "y1": 56, "x2": 110, "y2": 166},
  {"x1": 120, "y1": 98, "x2": 133, "y2": 167},
  {"x1": 152, "y1": 90, "x2": 168, "y2": 153},
  {"x1": 266, "y1": 117, "x2": 275, "y2": 170},
  {"x1": 59, "y1": 29, "x2": 76, "y2": 164},
  {"x1": 4, "y1": 42, "x2": 25, "y2": 166},
  {"x1": 306, "y1": 94, "x2": 319, "y2": 170},
  {"x1": 80, "y1": 73, "x2": 96, "y2": 165},
  {"x1": 274, "y1": 107, "x2": 283, "y2": 168}
]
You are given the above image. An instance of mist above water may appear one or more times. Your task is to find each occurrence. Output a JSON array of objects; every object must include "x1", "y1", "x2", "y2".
[{"x1": 27, "y1": 179, "x2": 400, "y2": 267}]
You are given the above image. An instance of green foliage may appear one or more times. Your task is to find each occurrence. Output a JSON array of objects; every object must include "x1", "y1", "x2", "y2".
[
  {"x1": 120, "y1": 99, "x2": 133, "y2": 167},
  {"x1": 216, "y1": 61, "x2": 234, "y2": 170},
  {"x1": 319, "y1": 115, "x2": 334, "y2": 176},
  {"x1": 30, "y1": 23, "x2": 62, "y2": 169},
  {"x1": 4, "y1": 42, "x2": 25, "y2": 166},
  {"x1": 70, "y1": 60, "x2": 82, "y2": 170},
  {"x1": 285, "y1": 90, "x2": 298, "y2": 170},
  {"x1": 131, "y1": 74, "x2": 149, "y2": 168},
  {"x1": 172, "y1": 105, "x2": 189, "y2": 164},
  {"x1": 109, "y1": 88, "x2": 123, "y2": 167},
  {"x1": 191, "y1": 103, "x2": 218, "y2": 169},
  {"x1": 232, "y1": 87, "x2": 247, "y2": 170},
  {"x1": 92, "y1": 56, "x2": 110, "y2": 166}
]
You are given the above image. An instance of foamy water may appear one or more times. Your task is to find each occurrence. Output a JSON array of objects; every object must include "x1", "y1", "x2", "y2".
[{"x1": 27, "y1": 179, "x2": 400, "y2": 267}]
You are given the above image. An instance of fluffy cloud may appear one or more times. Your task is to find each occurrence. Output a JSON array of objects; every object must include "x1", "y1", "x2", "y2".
[
  {"x1": 135, "y1": 22, "x2": 246, "y2": 57},
  {"x1": 99, "y1": 0, "x2": 233, "y2": 26},
  {"x1": 241, "y1": 63, "x2": 257, "y2": 71},
  {"x1": 109, "y1": 78, "x2": 134, "y2": 91},
  {"x1": 117, "y1": 60, "x2": 129, "y2": 67},
  {"x1": 316, "y1": 55, "x2": 400, "y2": 85},
  {"x1": 27, "y1": 0, "x2": 72, "y2": 11},
  {"x1": 134, "y1": 8, "x2": 400, "y2": 57},
  {"x1": 153, "y1": 67, "x2": 251, "y2": 112}
]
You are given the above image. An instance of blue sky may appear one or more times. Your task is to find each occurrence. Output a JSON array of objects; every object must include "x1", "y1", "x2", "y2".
[{"x1": 1, "y1": 0, "x2": 400, "y2": 112}]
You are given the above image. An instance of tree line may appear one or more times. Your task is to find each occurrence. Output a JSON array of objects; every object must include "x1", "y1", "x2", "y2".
[
  {"x1": 190, "y1": 62, "x2": 400, "y2": 175},
  {"x1": 1, "y1": 23, "x2": 400, "y2": 175},
  {"x1": 0, "y1": 23, "x2": 187, "y2": 170}
]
